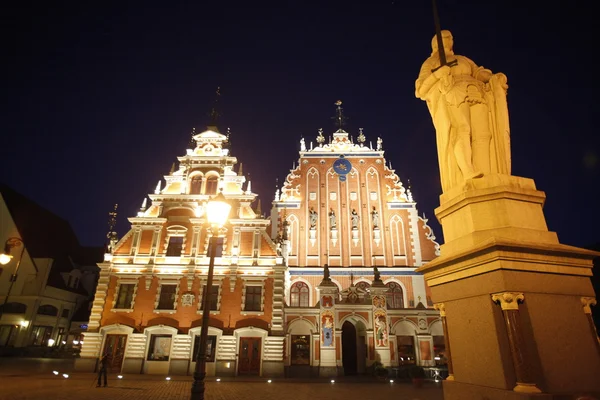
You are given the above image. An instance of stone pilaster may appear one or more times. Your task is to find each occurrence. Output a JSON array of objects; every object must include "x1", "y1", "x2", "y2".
[
  {"x1": 491, "y1": 292, "x2": 541, "y2": 394},
  {"x1": 434, "y1": 302, "x2": 454, "y2": 381}
]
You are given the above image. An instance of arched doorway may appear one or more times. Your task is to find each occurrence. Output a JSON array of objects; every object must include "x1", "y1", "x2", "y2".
[{"x1": 342, "y1": 321, "x2": 357, "y2": 375}]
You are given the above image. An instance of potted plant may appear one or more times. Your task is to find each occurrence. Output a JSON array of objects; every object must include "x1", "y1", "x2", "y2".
[
  {"x1": 409, "y1": 365, "x2": 426, "y2": 388},
  {"x1": 371, "y1": 361, "x2": 388, "y2": 381}
]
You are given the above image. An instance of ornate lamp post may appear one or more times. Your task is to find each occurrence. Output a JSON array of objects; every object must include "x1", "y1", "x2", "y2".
[
  {"x1": 191, "y1": 191, "x2": 231, "y2": 400},
  {"x1": 0, "y1": 237, "x2": 25, "y2": 321}
]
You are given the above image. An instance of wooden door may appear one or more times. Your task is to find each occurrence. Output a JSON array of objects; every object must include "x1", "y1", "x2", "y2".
[
  {"x1": 238, "y1": 337, "x2": 261, "y2": 375},
  {"x1": 102, "y1": 334, "x2": 127, "y2": 370}
]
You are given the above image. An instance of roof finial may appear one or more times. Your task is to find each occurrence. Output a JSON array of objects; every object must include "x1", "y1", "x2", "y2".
[
  {"x1": 255, "y1": 198, "x2": 262, "y2": 217},
  {"x1": 154, "y1": 180, "x2": 162, "y2": 194},
  {"x1": 238, "y1": 162, "x2": 243, "y2": 176},
  {"x1": 106, "y1": 204, "x2": 119, "y2": 255},
  {"x1": 316, "y1": 128, "x2": 325, "y2": 145},
  {"x1": 189, "y1": 127, "x2": 196, "y2": 149},
  {"x1": 357, "y1": 128, "x2": 365, "y2": 144},
  {"x1": 333, "y1": 100, "x2": 346, "y2": 130},
  {"x1": 170, "y1": 162, "x2": 176, "y2": 174},
  {"x1": 208, "y1": 86, "x2": 221, "y2": 126}
]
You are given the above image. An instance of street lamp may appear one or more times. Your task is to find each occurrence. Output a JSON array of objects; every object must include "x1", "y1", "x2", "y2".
[
  {"x1": 0, "y1": 237, "x2": 25, "y2": 321},
  {"x1": 191, "y1": 191, "x2": 231, "y2": 400}
]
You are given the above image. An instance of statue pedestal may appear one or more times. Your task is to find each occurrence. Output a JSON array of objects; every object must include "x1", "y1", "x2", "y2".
[{"x1": 417, "y1": 175, "x2": 600, "y2": 399}]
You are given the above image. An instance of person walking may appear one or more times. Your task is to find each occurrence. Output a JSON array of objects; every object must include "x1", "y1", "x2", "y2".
[{"x1": 96, "y1": 353, "x2": 109, "y2": 387}]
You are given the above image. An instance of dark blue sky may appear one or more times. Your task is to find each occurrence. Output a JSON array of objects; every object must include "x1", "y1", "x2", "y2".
[{"x1": 2, "y1": 1, "x2": 598, "y2": 249}]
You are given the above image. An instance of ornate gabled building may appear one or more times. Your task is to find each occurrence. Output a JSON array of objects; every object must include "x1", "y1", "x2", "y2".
[
  {"x1": 77, "y1": 125, "x2": 286, "y2": 377},
  {"x1": 271, "y1": 102, "x2": 444, "y2": 377},
  {"x1": 77, "y1": 102, "x2": 445, "y2": 378}
]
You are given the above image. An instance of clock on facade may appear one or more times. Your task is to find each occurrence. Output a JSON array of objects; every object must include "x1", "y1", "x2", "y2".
[{"x1": 333, "y1": 156, "x2": 352, "y2": 182}]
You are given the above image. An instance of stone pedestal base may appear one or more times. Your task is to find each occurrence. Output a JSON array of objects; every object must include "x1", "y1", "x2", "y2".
[{"x1": 417, "y1": 175, "x2": 600, "y2": 399}]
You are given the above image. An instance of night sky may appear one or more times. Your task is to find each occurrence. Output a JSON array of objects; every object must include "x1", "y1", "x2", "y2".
[{"x1": 2, "y1": 1, "x2": 598, "y2": 250}]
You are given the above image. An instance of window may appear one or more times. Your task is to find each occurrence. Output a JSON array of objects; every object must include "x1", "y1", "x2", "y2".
[
  {"x1": 200, "y1": 285, "x2": 219, "y2": 311},
  {"x1": 30, "y1": 326, "x2": 53, "y2": 346},
  {"x1": 356, "y1": 281, "x2": 370, "y2": 292},
  {"x1": 0, "y1": 302, "x2": 27, "y2": 314},
  {"x1": 291, "y1": 335, "x2": 310, "y2": 365},
  {"x1": 157, "y1": 285, "x2": 177, "y2": 310},
  {"x1": 0, "y1": 325, "x2": 18, "y2": 347},
  {"x1": 190, "y1": 175, "x2": 203, "y2": 194},
  {"x1": 244, "y1": 286, "x2": 262, "y2": 311},
  {"x1": 290, "y1": 282, "x2": 309, "y2": 307},
  {"x1": 192, "y1": 335, "x2": 217, "y2": 362},
  {"x1": 397, "y1": 335, "x2": 416, "y2": 365},
  {"x1": 205, "y1": 176, "x2": 218, "y2": 195},
  {"x1": 61, "y1": 309, "x2": 69, "y2": 318},
  {"x1": 166, "y1": 236, "x2": 184, "y2": 256},
  {"x1": 37, "y1": 304, "x2": 58, "y2": 316},
  {"x1": 386, "y1": 282, "x2": 404, "y2": 309},
  {"x1": 147, "y1": 334, "x2": 172, "y2": 361},
  {"x1": 115, "y1": 283, "x2": 135, "y2": 309}
]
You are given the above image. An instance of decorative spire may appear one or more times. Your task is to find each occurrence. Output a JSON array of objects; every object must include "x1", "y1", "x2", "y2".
[
  {"x1": 238, "y1": 162, "x2": 243, "y2": 176},
  {"x1": 357, "y1": 128, "x2": 365, "y2": 144},
  {"x1": 154, "y1": 180, "x2": 162, "y2": 194},
  {"x1": 255, "y1": 199, "x2": 262, "y2": 217},
  {"x1": 274, "y1": 178, "x2": 280, "y2": 201},
  {"x1": 246, "y1": 180, "x2": 252, "y2": 194},
  {"x1": 407, "y1": 179, "x2": 414, "y2": 202},
  {"x1": 188, "y1": 127, "x2": 196, "y2": 149},
  {"x1": 332, "y1": 100, "x2": 347, "y2": 130},
  {"x1": 106, "y1": 204, "x2": 119, "y2": 255},
  {"x1": 170, "y1": 162, "x2": 176, "y2": 174},
  {"x1": 208, "y1": 86, "x2": 221, "y2": 127},
  {"x1": 137, "y1": 198, "x2": 147, "y2": 217}
]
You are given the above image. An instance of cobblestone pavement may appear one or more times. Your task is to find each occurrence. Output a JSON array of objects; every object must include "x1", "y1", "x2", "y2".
[{"x1": 0, "y1": 359, "x2": 444, "y2": 400}]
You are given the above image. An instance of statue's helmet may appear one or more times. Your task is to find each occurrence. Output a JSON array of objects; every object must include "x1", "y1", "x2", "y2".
[{"x1": 431, "y1": 30, "x2": 454, "y2": 54}]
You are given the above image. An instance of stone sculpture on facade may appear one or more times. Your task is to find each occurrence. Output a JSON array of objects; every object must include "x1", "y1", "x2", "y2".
[
  {"x1": 328, "y1": 208, "x2": 336, "y2": 229},
  {"x1": 351, "y1": 209, "x2": 359, "y2": 229},
  {"x1": 415, "y1": 30, "x2": 511, "y2": 192},
  {"x1": 371, "y1": 206, "x2": 379, "y2": 229},
  {"x1": 309, "y1": 207, "x2": 318, "y2": 229}
]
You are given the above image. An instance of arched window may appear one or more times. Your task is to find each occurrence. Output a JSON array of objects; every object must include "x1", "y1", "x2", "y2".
[
  {"x1": 290, "y1": 282, "x2": 309, "y2": 307},
  {"x1": 386, "y1": 282, "x2": 404, "y2": 309},
  {"x1": 37, "y1": 304, "x2": 58, "y2": 316},
  {"x1": 205, "y1": 176, "x2": 219, "y2": 195},
  {"x1": 190, "y1": 175, "x2": 203, "y2": 194},
  {"x1": 0, "y1": 302, "x2": 27, "y2": 314},
  {"x1": 356, "y1": 281, "x2": 370, "y2": 292}
]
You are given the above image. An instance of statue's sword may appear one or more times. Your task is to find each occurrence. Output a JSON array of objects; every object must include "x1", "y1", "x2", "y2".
[{"x1": 432, "y1": 0, "x2": 457, "y2": 72}]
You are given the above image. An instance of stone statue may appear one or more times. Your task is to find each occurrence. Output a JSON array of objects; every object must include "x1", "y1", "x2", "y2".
[
  {"x1": 309, "y1": 207, "x2": 318, "y2": 229},
  {"x1": 323, "y1": 264, "x2": 331, "y2": 282},
  {"x1": 376, "y1": 137, "x2": 382, "y2": 151},
  {"x1": 351, "y1": 209, "x2": 359, "y2": 229},
  {"x1": 329, "y1": 208, "x2": 336, "y2": 229},
  {"x1": 415, "y1": 30, "x2": 511, "y2": 192},
  {"x1": 300, "y1": 137, "x2": 306, "y2": 152},
  {"x1": 373, "y1": 266, "x2": 382, "y2": 283},
  {"x1": 371, "y1": 206, "x2": 379, "y2": 228}
]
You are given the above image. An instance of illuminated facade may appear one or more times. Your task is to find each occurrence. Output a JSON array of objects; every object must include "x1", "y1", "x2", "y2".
[
  {"x1": 77, "y1": 106, "x2": 444, "y2": 377},
  {"x1": 273, "y1": 106, "x2": 443, "y2": 377}
]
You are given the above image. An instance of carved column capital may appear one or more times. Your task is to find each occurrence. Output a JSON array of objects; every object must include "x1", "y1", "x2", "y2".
[
  {"x1": 434, "y1": 303, "x2": 446, "y2": 317},
  {"x1": 581, "y1": 297, "x2": 597, "y2": 314},
  {"x1": 492, "y1": 292, "x2": 524, "y2": 311}
]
